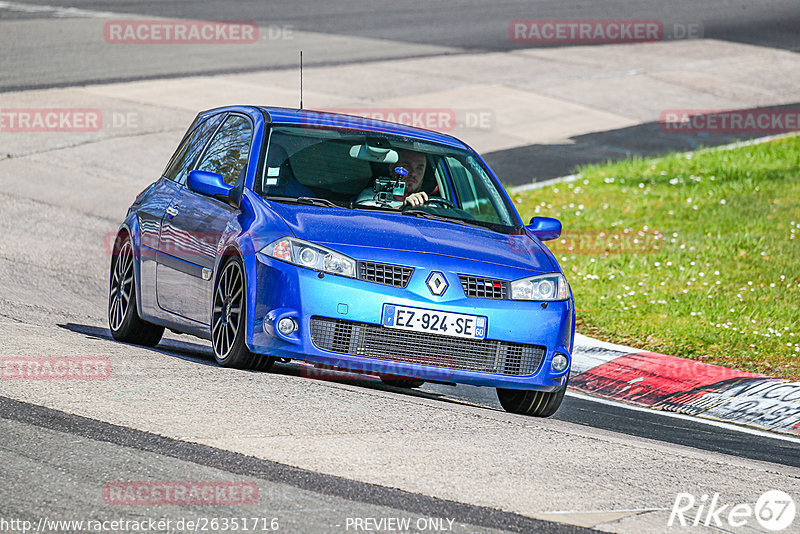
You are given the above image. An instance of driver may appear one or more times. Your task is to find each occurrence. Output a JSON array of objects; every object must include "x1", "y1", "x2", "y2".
[{"x1": 355, "y1": 149, "x2": 429, "y2": 208}]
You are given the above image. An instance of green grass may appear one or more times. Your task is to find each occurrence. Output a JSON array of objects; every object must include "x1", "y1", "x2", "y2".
[{"x1": 510, "y1": 136, "x2": 800, "y2": 379}]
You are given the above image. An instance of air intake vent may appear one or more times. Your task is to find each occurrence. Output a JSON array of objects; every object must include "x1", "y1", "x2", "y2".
[
  {"x1": 357, "y1": 261, "x2": 413, "y2": 288},
  {"x1": 311, "y1": 317, "x2": 545, "y2": 377},
  {"x1": 459, "y1": 275, "x2": 509, "y2": 299}
]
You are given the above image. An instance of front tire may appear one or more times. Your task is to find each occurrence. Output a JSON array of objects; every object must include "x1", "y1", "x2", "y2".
[
  {"x1": 212, "y1": 256, "x2": 274, "y2": 372},
  {"x1": 496, "y1": 378, "x2": 568, "y2": 417},
  {"x1": 108, "y1": 235, "x2": 164, "y2": 347}
]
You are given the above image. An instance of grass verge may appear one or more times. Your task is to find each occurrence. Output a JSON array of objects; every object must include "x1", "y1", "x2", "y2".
[{"x1": 510, "y1": 136, "x2": 800, "y2": 379}]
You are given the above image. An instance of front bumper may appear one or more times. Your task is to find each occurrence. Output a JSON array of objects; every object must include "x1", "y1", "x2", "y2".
[{"x1": 248, "y1": 252, "x2": 574, "y2": 391}]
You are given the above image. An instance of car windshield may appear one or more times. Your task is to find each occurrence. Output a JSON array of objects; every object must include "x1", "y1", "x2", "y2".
[{"x1": 255, "y1": 125, "x2": 521, "y2": 233}]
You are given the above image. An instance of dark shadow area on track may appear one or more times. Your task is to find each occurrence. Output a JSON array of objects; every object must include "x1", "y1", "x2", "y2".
[
  {"x1": 58, "y1": 322, "x2": 456, "y2": 401},
  {"x1": 554, "y1": 394, "x2": 800, "y2": 468},
  {"x1": 58, "y1": 321, "x2": 800, "y2": 468},
  {"x1": 59, "y1": 322, "x2": 217, "y2": 366},
  {"x1": 485, "y1": 103, "x2": 800, "y2": 186},
  {"x1": 0, "y1": 396, "x2": 593, "y2": 534}
]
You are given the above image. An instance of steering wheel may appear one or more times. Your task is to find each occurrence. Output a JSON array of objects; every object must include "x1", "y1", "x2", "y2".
[{"x1": 423, "y1": 196, "x2": 458, "y2": 209}]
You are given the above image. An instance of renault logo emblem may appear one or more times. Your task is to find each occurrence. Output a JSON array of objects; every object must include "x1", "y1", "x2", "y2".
[{"x1": 426, "y1": 272, "x2": 448, "y2": 296}]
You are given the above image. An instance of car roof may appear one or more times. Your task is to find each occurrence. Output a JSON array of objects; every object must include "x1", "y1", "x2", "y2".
[
  {"x1": 257, "y1": 106, "x2": 470, "y2": 150},
  {"x1": 197, "y1": 105, "x2": 469, "y2": 149}
]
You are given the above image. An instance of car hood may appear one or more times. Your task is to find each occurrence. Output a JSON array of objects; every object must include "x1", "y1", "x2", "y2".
[{"x1": 265, "y1": 203, "x2": 554, "y2": 272}]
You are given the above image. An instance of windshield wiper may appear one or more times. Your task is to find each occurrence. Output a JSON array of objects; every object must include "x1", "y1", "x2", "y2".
[
  {"x1": 402, "y1": 209, "x2": 485, "y2": 229},
  {"x1": 263, "y1": 196, "x2": 341, "y2": 208},
  {"x1": 296, "y1": 197, "x2": 341, "y2": 208}
]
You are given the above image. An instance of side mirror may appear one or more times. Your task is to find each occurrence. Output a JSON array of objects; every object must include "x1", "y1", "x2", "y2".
[
  {"x1": 187, "y1": 170, "x2": 236, "y2": 205},
  {"x1": 526, "y1": 216, "x2": 562, "y2": 241}
]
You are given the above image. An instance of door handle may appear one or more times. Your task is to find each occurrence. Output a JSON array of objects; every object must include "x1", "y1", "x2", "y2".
[{"x1": 166, "y1": 206, "x2": 179, "y2": 217}]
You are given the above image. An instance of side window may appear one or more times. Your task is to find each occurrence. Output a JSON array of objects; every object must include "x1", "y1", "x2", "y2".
[
  {"x1": 163, "y1": 114, "x2": 225, "y2": 184},
  {"x1": 196, "y1": 115, "x2": 253, "y2": 186},
  {"x1": 433, "y1": 158, "x2": 452, "y2": 199},
  {"x1": 445, "y1": 156, "x2": 508, "y2": 225}
]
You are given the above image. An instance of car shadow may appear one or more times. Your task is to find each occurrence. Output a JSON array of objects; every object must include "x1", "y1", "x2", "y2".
[
  {"x1": 58, "y1": 323, "x2": 217, "y2": 367},
  {"x1": 57, "y1": 322, "x2": 480, "y2": 409}
]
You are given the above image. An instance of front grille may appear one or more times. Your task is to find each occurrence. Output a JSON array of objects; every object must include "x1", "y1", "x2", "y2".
[
  {"x1": 310, "y1": 317, "x2": 545, "y2": 376},
  {"x1": 459, "y1": 275, "x2": 509, "y2": 299},
  {"x1": 357, "y1": 261, "x2": 413, "y2": 288}
]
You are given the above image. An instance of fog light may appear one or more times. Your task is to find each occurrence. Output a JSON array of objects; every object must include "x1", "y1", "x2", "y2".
[
  {"x1": 551, "y1": 353, "x2": 569, "y2": 372},
  {"x1": 277, "y1": 317, "x2": 297, "y2": 335}
]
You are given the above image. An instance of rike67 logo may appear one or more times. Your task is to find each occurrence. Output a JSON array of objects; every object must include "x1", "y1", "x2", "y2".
[{"x1": 669, "y1": 490, "x2": 796, "y2": 531}]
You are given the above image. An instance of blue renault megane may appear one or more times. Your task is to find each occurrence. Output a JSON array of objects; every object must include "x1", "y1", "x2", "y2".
[{"x1": 108, "y1": 106, "x2": 574, "y2": 416}]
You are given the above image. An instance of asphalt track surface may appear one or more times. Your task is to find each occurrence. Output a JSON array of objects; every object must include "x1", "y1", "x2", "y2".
[
  {"x1": 3, "y1": 1, "x2": 799, "y2": 89},
  {"x1": 2, "y1": 2, "x2": 800, "y2": 532},
  {"x1": 2, "y1": 1, "x2": 798, "y2": 182},
  {"x1": 0, "y1": 397, "x2": 586, "y2": 534},
  {"x1": 7, "y1": 0, "x2": 800, "y2": 53}
]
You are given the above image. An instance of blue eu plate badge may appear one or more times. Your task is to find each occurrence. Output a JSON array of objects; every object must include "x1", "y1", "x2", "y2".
[{"x1": 383, "y1": 305, "x2": 396, "y2": 326}]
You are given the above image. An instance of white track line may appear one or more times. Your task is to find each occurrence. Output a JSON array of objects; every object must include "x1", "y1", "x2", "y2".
[{"x1": 0, "y1": 1, "x2": 123, "y2": 18}]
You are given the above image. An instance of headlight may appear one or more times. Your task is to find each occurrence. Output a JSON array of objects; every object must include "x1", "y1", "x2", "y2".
[
  {"x1": 261, "y1": 237, "x2": 356, "y2": 278},
  {"x1": 511, "y1": 273, "x2": 569, "y2": 301}
]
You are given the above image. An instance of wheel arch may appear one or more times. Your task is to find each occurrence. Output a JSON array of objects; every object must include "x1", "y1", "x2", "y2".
[{"x1": 213, "y1": 237, "x2": 258, "y2": 351}]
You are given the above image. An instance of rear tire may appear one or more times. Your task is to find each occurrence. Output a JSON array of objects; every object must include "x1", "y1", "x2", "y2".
[
  {"x1": 212, "y1": 255, "x2": 274, "y2": 372},
  {"x1": 497, "y1": 378, "x2": 568, "y2": 417},
  {"x1": 108, "y1": 234, "x2": 164, "y2": 347}
]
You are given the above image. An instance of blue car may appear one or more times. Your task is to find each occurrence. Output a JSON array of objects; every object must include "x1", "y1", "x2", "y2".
[{"x1": 108, "y1": 106, "x2": 574, "y2": 417}]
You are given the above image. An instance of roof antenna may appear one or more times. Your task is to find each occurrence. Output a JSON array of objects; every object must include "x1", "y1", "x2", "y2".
[{"x1": 299, "y1": 50, "x2": 303, "y2": 110}]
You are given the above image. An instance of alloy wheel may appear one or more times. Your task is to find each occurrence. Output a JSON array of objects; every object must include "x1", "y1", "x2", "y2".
[
  {"x1": 109, "y1": 240, "x2": 134, "y2": 331},
  {"x1": 212, "y1": 260, "x2": 244, "y2": 359}
]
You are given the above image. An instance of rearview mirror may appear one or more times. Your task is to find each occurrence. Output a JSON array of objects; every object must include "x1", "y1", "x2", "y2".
[
  {"x1": 526, "y1": 216, "x2": 562, "y2": 241},
  {"x1": 349, "y1": 144, "x2": 398, "y2": 163},
  {"x1": 187, "y1": 170, "x2": 236, "y2": 205}
]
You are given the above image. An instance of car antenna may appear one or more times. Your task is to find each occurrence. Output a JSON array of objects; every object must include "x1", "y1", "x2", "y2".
[{"x1": 299, "y1": 50, "x2": 303, "y2": 110}]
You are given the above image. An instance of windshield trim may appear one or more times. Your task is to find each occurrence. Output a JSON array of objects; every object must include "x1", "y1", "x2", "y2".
[{"x1": 255, "y1": 125, "x2": 523, "y2": 231}]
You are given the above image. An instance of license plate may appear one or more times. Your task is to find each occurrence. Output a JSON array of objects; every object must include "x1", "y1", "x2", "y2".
[{"x1": 382, "y1": 304, "x2": 487, "y2": 340}]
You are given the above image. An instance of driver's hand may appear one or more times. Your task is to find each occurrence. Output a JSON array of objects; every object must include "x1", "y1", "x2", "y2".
[{"x1": 402, "y1": 191, "x2": 428, "y2": 207}]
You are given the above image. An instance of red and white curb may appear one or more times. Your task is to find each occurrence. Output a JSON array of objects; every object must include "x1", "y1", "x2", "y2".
[{"x1": 571, "y1": 334, "x2": 800, "y2": 436}]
